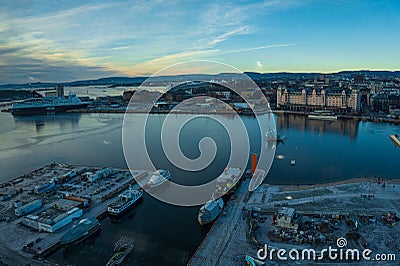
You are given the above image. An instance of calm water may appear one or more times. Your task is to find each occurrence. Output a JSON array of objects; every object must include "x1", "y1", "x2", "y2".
[{"x1": 0, "y1": 111, "x2": 399, "y2": 265}]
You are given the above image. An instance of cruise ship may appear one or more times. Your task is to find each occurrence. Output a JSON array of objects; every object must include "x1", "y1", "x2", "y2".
[
  {"x1": 108, "y1": 187, "x2": 143, "y2": 217},
  {"x1": 147, "y1": 170, "x2": 171, "y2": 188},
  {"x1": 308, "y1": 110, "x2": 338, "y2": 121},
  {"x1": 60, "y1": 217, "x2": 100, "y2": 246},
  {"x1": 8, "y1": 86, "x2": 88, "y2": 115},
  {"x1": 9, "y1": 94, "x2": 88, "y2": 115},
  {"x1": 198, "y1": 198, "x2": 224, "y2": 226}
]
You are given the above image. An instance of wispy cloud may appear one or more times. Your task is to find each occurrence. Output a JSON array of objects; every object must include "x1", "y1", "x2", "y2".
[
  {"x1": 0, "y1": 0, "x2": 303, "y2": 83},
  {"x1": 226, "y1": 43, "x2": 296, "y2": 54}
]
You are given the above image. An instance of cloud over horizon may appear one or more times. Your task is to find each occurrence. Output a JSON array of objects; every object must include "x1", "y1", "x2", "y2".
[{"x1": 0, "y1": 0, "x2": 399, "y2": 84}]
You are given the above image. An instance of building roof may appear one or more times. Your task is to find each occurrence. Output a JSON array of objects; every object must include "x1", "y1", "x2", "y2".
[{"x1": 278, "y1": 207, "x2": 295, "y2": 217}]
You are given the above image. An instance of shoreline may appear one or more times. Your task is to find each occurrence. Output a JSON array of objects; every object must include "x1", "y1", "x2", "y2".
[
  {"x1": 2, "y1": 106, "x2": 399, "y2": 124},
  {"x1": 68, "y1": 108, "x2": 399, "y2": 124},
  {"x1": 189, "y1": 175, "x2": 400, "y2": 265}
]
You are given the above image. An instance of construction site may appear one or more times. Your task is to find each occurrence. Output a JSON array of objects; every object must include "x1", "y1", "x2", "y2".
[{"x1": 189, "y1": 177, "x2": 400, "y2": 265}]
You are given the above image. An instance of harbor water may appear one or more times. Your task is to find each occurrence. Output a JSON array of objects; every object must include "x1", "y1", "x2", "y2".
[{"x1": 0, "y1": 111, "x2": 399, "y2": 265}]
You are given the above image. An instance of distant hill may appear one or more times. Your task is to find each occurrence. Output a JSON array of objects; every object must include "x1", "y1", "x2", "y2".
[{"x1": 1, "y1": 70, "x2": 399, "y2": 90}]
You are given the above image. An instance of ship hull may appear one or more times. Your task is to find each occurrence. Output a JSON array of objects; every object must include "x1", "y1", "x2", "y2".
[
  {"x1": 61, "y1": 223, "x2": 101, "y2": 246},
  {"x1": 10, "y1": 103, "x2": 88, "y2": 116},
  {"x1": 197, "y1": 208, "x2": 223, "y2": 226},
  {"x1": 390, "y1": 134, "x2": 400, "y2": 147},
  {"x1": 308, "y1": 114, "x2": 337, "y2": 121},
  {"x1": 108, "y1": 196, "x2": 143, "y2": 217},
  {"x1": 148, "y1": 178, "x2": 170, "y2": 189}
]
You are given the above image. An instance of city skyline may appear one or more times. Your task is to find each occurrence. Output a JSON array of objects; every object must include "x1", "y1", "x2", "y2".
[{"x1": 1, "y1": 0, "x2": 400, "y2": 84}]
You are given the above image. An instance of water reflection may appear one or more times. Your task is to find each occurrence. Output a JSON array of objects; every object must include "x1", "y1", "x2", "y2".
[
  {"x1": 276, "y1": 113, "x2": 359, "y2": 140},
  {"x1": 13, "y1": 113, "x2": 82, "y2": 132}
]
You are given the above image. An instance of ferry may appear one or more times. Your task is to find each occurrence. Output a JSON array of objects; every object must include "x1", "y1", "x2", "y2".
[
  {"x1": 308, "y1": 110, "x2": 337, "y2": 121},
  {"x1": 390, "y1": 134, "x2": 400, "y2": 147},
  {"x1": 147, "y1": 170, "x2": 171, "y2": 188},
  {"x1": 9, "y1": 94, "x2": 88, "y2": 115},
  {"x1": 108, "y1": 187, "x2": 143, "y2": 217},
  {"x1": 60, "y1": 217, "x2": 100, "y2": 246},
  {"x1": 198, "y1": 198, "x2": 224, "y2": 226}
]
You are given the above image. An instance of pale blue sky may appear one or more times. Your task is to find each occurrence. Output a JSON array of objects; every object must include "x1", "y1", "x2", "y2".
[{"x1": 0, "y1": 0, "x2": 399, "y2": 84}]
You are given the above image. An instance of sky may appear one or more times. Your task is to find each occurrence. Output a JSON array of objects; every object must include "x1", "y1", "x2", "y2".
[{"x1": 0, "y1": 0, "x2": 399, "y2": 84}]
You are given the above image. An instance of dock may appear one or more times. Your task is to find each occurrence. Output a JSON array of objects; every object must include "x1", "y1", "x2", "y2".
[
  {"x1": 0, "y1": 163, "x2": 153, "y2": 265},
  {"x1": 188, "y1": 177, "x2": 400, "y2": 265},
  {"x1": 188, "y1": 179, "x2": 253, "y2": 266}
]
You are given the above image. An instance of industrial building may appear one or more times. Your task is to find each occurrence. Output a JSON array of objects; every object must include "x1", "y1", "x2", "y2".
[
  {"x1": 15, "y1": 199, "x2": 42, "y2": 217},
  {"x1": 22, "y1": 206, "x2": 82, "y2": 233},
  {"x1": 85, "y1": 167, "x2": 113, "y2": 182},
  {"x1": 276, "y1": 207, "x2": 301, "y2": 231}
]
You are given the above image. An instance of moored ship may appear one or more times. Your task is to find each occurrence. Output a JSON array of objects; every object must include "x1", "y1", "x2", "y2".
[
  {"x1": 9, "y1": 94, "x2": 88, "y2": 115},
  {"x1": 8, "y1": 86, "x2": 88, "y2": 115},
  {"x1": 60, "y1": 217, "x2": 100, "y2": 246},
  {"x1": 147, "y1": 170, "x2": 171, "y2": 188},
  {"x1": 308, "y1": 110, "x2": 337, "y2": 121},
  {"x1": 198, "y1": 198, "x2": 224, "y2": 226},
  {"x1": 108, "y1": 187, "x2": 143, "y2": 217}
]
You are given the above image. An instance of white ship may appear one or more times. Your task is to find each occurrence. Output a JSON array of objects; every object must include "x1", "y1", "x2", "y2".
[
  {"x1": 9, "y1": 94, "x2": 88, "y2": 115},
  {"x1": 147, "y1": 170, "x2": 171, "y2": 188},
  {"x1": 198, "y1": 198, "x2": 224, "y2": 226},
  {"x1": 108, "y1": 186, "x2": 143, "y2": 217},
  {"x1": 308, "y1": 110, "x2": 337, "y2": 121}
]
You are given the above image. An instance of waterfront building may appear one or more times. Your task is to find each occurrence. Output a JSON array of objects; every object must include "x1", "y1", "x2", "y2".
[
  {"x1": 15, "y1": 199, "x2": 42, "y2": 217},
  {"x1": 22, "y1": 206, "x2": 83, "y2": 233},
  {"x1": 277, "y1": 85, "x2": 361, "y2": 113}
]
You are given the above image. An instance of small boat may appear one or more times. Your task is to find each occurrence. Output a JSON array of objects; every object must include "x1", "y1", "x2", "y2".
[
  {"x1": 390, "y1": 134, "x2": 400, "y2": 147},
  {"x1": 198, "y1": 198, "x2": 224, "y2": 226},
  {"x1": 108, "y1": 186, "x2": 143, "y2": 217},
  {"x1": 147, "y1": 170, "x2": 171, "y2": 188},
  {"x1": 60, "y1": 217, "x2": 100, "y2": 246},
  {"x1": 106, "y1": 236, "x2": 134, "y2": 266},
  {"x1": 291, "y1": 159, "x2": 296, "y2": 166}
]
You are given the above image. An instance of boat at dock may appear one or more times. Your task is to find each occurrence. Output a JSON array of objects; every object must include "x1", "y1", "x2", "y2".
[
  {"x1": 198, "y1": 198, "x2": 224, "y2": 226},
  {"x1": 308, "y1": 110, "x2": 337, "y2": 121},
  {"x1": 60, "y1": 217, "x2": 100, "y2": 246},
  {"x1": 390, "y1": 134, "x2": 400, "y2": 147},
  {"x1": 147, "y1": 169, "x2": 171, "y2": 188},
  {"x1": 214, "y1": 167, "x2": 242, "y2": 197},
  {"x1": 108, "y1": 186, "x2": 143, "y2": 217},
  {"x1": 106, "y1": 236, "x2": 135, "y2": 266}
]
